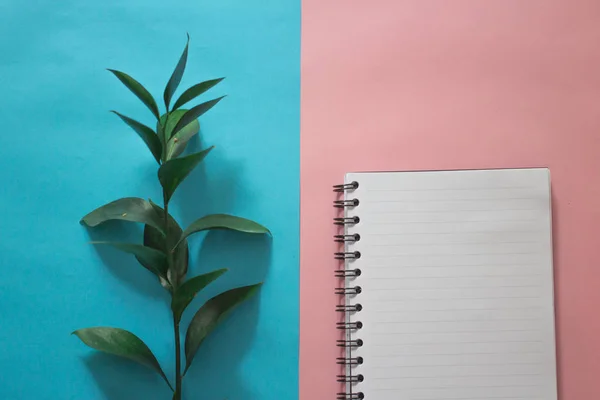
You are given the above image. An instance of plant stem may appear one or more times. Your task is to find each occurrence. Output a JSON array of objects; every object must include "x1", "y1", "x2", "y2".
[
  {"x1": 161, "y1": 113, "x2": 182, "y2": 399},
  {"x1": 163, "y1": 191, "x2": 182, "y2": 398},
  {"x1": 160, "y1": 112, "x2": 182, "y2": 398},
  {"x1": 173, "y1": 314, "x2": 182, "y2": 399}
]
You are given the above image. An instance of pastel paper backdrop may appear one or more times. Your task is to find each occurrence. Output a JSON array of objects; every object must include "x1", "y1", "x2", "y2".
[
  {"x1": 0, "y1": 0, "x2": 299, "y2": 399},
  {"x1": 300, "y1": 1, "x2": 600, "y2": 399}
]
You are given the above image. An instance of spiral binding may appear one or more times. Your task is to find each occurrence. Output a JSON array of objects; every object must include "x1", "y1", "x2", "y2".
[{"x1": 333, "y1": 180, "x2": 364, "y2": 400}]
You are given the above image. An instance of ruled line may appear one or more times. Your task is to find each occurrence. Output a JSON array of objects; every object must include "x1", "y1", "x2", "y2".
[
  {"x1": 369, "y1": 340, "x2": 545, "y2": 347},
  {"x1": 370, "y1": 352, "x2": 544, "y2": 359},
  {"x1": 367, "y1": 197, "x2": 537, "y2": 203},
  {"x1": 365, "y1": 219, "x2": 539, "y2": 224},
  {"x1": 362, "y1": 186, "x2": 534, "y2": 192}
]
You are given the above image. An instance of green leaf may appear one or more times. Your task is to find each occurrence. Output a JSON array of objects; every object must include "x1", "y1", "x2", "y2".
[
  {"x1": 111, "y1": 111, "x2": 162, "y2": 164},
  {"x1": 91, "y1": 241, "x2": 168, "y2": 279},
  {"x1": 184, "y1": 283, "x2": 262, "y2": 374},
  {"x1": 171, "y1": 96, "x2": 225, "y2": 137},
  {"x1": 164, "y1": 34, "x2": 189, "y2": 111},
  {"x1": 158, "y1": 147, "x2": 214, "y2": 203},
  {"x1": 80, "y1": 197, "x2": 164, "y2": 233},
  {"x1": 107, "y1": 69, "x2": 160, "y2": 120},
  {"x1": 171, "y1": 269, "x2": 227, "y2": 322},
  {"x1": 157, "y1": 110, "x2": 200, "y2": 160},
  {"x1": 141, "y1": 225, "x2": 172, "y2": 291},
  {"x1": 147, "y1": 200, "x2": 189, "y2": 287},
  {"x1": 73, "y1": 327, "x2": 173, "y2": 391},
  {"x1": 157, "y1": 110, "x2": 195, "y2": 142},
  {"x1": 172, "y1": 78, "x2": 225, "y2": 111},
  {"x1": 174, "y1": 214, "x2": 270, "y2": 250},
  {"x1": 168, "y1": 121, "x2": 199, "y2": 160}
]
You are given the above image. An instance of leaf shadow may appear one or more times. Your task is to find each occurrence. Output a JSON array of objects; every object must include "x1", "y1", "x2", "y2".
[
  {"x1": 152, "y1": 130, "x2": 270, "y2": 398},
  {"x1": 183, "y1": 293, "x2": 261, "y2": 400},
  {"x1": 83, "y1": 221, "x2": 166, "y2": 299},
  {"x1": 180, "y1": 230, "x2": 272, "y2": 399},
  {"x1": 83, "y1": 352, "x2": 171, "y2": 400},
  {"x1": 172, "y1": 131, "x2": 243, "y2": 227}
]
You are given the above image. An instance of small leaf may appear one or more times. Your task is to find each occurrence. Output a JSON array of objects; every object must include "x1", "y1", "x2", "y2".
[
  {"x1": 147, "y1": 200, "x2": 189, "y2": 287},
  {"x1": 168, "y1": 122, "x2": 199, "y2": 160},
  {"x1": 184, "y1": 283, "x2": 262, "y2": 374},
  {"x1": 174, "y1": 214, "x2": 270, "y2": 250},
  {"x1": 73, "y1": 327, "x2": 173, "y2": 391},
  {"x1": 141, "y1": 225, "x2": 172, "y2": 291},
  {"x1": 107, "y1": 69, "x2": 160, "y2": 120},
  {"x1": 91, "y1": 241, "x2": 168, "y2": 279},
  {"x1": 172, "y1": 78, "x2": 225, "y2": 111},
  {"x1": 171, "y1": 96, "x2": 225, "y2": 137},
  {"x1": 157, "y1": 110, "x2": 200, "y2": 160},
  {"x1": 171, "y1": 269, "x2": 227, "y2": 322},
  {"x1": 164, "y1": 34, "x2": 189, "y2": 111},
  {"x1": 80, "y1": 197, "x2": 164, "y2": 233},
  {"x1": 158, "y1": 147, "x2": 214, "y2": 203},
  {"x1": 157, "y1": 110, "x2": 194, "y2": 142},
  {"x1": 111, "y1": 111, "x2": 162, "y2": 163}
]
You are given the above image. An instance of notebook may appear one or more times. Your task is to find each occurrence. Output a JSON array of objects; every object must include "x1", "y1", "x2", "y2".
[{"x1": 333, "y1": 168, "x2": 557, "y2": 400}]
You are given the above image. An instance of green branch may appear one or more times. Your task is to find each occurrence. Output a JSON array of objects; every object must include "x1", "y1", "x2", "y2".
[{"x1": 72, "y1": 34, "x2": 269, "y2": 400}]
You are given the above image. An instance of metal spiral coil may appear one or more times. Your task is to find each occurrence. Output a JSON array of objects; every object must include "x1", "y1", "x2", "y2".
[
  {"x1": 336, "y1": 356, "x2": 363, "y2": 365},
  {"x1": 336, "y1": 304, "x2": 362, "y2": 312},
  {"x1": 334, "y1": 216, "x2": 360, "y2": 225},
  {"x1": 335, "y1": 251, "x2": 361, "y2": 260},
  {"x1": 337, "y1": 374, "x2": 364, "y2": 383},
  {"x1": 334, "y1": 286, "x2": 362, "y2": 295},
  {"x1": 336, "y1": 339, "x2": 363, "y2": 348},
  {"x1": 334, "y1": 181, "x2": 363, "y2": 399},
  {"x1": 334, "y1": 199, "x2": 360, "y2": 208},
  {"x1": 336, "y1": 393, "x2": 364, "y2": 400},
  {"x1": 335, "y1": 269, "x2": 362, "y2": 278},
  {"x1": 336, "y1": 321, "x2": 363, "y2": 330},
  {"x1": 333, "y1": 181, "x2": 359, "y2": 192},
  {"x1": 334, "y1": 234, "x2": 361, "y2": 243}
]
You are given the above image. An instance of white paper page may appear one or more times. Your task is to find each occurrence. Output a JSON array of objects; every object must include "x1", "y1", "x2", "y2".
[{"x1": 343, "y1": 168, "x2": 557, "y2": 400}]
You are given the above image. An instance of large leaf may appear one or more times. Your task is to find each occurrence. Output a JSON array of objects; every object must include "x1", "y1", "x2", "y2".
[
  {"x1": 157, "y1": 110, "x2": 200, "y2": 160},
  {"x1": 147, "y1": 200, "x2": 189, "y2": 288},
  {"x1": 158, "y1": 147, "x2": 214, "y2": 203},
  {"x1": 171, "y1": 96, "x2": 225, "y2": 138},
  {"x1": 171, "y1": 269, "x2": 227, "y2": 322},
  {"x1": 174, "y1": 214, "x2": 270, "y2": 250},
  {"x1": 91, "y1": 241, "x2": 167, "y2": 279},
  {"x1": 172, "y1": 77, "x2": 225, "y2": 111},
  {"x1": 73, "y1": 327, "x2": 172, "y2": 391},
  {"x1": 184, "y1": 283, "x2": 261, "y2": 374},
  {"x1": 164, "y1": 34, "x2": 189, "y2": 110},
  {"x1": 80, "y1": 197, "x2": 164, "y2": 233},
  {"x1": 111, "y1": 111, "x2": 162, "y2": 163},
  {"x1": 107, "y1": 69, "x2": 160, "y2": 120}
]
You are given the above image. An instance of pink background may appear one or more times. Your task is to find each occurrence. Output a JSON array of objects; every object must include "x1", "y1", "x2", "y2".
[{"x1": 300, "y1": 1, "x2": 600, "y2": 399}]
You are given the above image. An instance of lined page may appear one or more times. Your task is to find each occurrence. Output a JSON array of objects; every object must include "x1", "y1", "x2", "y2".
[{"x1": 343, "y1": 168, "x2": 557, "y2": 400}]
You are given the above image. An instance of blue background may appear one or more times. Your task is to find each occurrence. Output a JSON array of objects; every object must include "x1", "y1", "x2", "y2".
[{"x1": 0, "y1": 1, "x2": 299, "y2": 399}]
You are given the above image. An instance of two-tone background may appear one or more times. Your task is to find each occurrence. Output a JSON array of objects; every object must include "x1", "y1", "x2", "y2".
[{"x1": 2, "y1": 1, "x2": 600, "y2": 399}]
